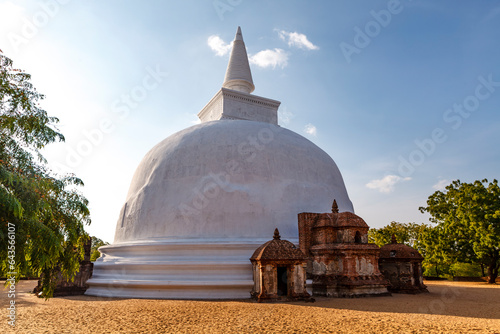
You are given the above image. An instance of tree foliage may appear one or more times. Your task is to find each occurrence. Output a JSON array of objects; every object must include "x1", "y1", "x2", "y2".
[
  {"x1": 420, "y1": 179, "x2": 500, "y2": 283},
  {"x1": 369, "y1": 221, "x2": 439, "y2": 273},
  {"x1": 0, "y1": 51, "x2": 90, "y2": 297},
  {"x1": 417, "y1": 223, "x2": 453, "y2": 277},
  {"x1": 369, "y1": 221, "x2": 484, "y2": 278},
  {"x1": 90, "y1": 236, "x2": 109, "y2": 262},
  {"x1": 368, "y1": 221, "x2": 426, "y2": 249}
]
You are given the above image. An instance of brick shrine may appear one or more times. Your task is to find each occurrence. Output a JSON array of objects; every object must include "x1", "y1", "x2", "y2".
[
  {"x1": 250, "y1": 229, "x2": 312, "y2": 302},
  {"x1": 298, "y1": 200, "x2": 390, "y2": 297},
  {"x1": 378, "y1": 235, "x2": 428, "y2": 294}
]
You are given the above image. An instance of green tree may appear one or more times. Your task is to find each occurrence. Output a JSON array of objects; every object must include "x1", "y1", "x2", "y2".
[
  {"x1": 368, "y1": 222, "x2": 454, "y2": 277},
  {"x1": 90, "y1": 236, "x2": 109, "y2": 261},
  {"x1": 368, "y1": 221, "x2": 426, "y2": 249},
  {"x1": 420, "y1": 179, "x2": 500, "y2": 283},
  {"x1": 0, "y1": 50, "x2": 90, "y2": 297},
  {"x1": 418, "y1": 224, "x2": 451, "y2": 277}
]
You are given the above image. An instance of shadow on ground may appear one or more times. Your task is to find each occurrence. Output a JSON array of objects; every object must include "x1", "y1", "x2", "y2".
[
  {"x1": 273, "y1": 281, "x2": 500, "y2": 320},
  {"x1": 4, "y1": 280, "x2": 499, "y2": 320}
]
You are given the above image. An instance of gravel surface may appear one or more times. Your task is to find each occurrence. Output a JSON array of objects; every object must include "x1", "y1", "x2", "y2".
[{"x1": 1, "y1": 280, "x2": 499, "y2": 333}]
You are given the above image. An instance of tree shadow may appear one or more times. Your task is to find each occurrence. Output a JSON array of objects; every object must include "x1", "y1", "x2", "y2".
[
  {"x1": 274, "y1": 281, "x2": 500, "y2": 320},
  {"x1": 7, "y1": 280, "x2": 499, "y2": 320},
  {"x1": 1, "y1": 280, "x2": 42, "y2": 308}
]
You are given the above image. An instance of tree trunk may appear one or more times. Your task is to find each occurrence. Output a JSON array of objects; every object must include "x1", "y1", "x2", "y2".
[
  {"x1": 481, "y1": 263, "x2": 485, "y2": 277},
  {"x1": 487, "y1": 259, "x2": 499, "y2": 284}
]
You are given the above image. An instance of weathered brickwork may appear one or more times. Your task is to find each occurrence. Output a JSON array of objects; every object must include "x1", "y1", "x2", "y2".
[
  {"x1": 250, "y1": 229, "x2": 312, "y2": 302},
  {"x1": 298, "y1": 201, "x2": 390, "y2": 298},
  {"x1": 378, "y1": 236, "x2": 428, "y2": 294}
]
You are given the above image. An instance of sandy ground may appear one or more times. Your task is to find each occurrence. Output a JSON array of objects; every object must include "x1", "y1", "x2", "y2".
[{"x1": 1, "y1": 280, "x2": 499, "y2": 333}]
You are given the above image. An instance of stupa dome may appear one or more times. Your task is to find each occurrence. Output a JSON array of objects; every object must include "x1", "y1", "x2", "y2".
[
  {"x1": 114, "y1": 119, "x2": 353, "y2": 243},
  {"x1": 86, "y1": 27, "x2": 353, "y2": 299}
]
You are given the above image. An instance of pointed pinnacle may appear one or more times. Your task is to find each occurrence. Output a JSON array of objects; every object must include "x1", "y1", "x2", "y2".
[
  {"x1": 235, "y1": 26, "x2": 243, "y2": 41},
  {"x1": 222, "y1": 26, "x2": 255, "y2": 94},
  {"x1": 332, "y1": 199, "x2": 339, "y2": 213},
  {"x1": 273, "y1": 228, "x2": 281, "y2": 240}
]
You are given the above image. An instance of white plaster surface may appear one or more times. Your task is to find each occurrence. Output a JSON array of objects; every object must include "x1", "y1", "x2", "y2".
[
  {"x1": 114, "y1": 119, "x2": 353, "y2": 243},
  {"x1": 86, "y1": 240, "x2": 258, "y2": 299},
  {"x1": 197, "y1": 88, "x2": 280, "y2": 124},
  {"x1": 223, "y1": 26, "x2": 254, "y2": 94},
  {"x1": 86, "y1": 120, "x2": 354, "y2": 299}
]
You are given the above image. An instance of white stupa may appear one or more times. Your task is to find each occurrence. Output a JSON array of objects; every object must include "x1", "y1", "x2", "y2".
[{"x1": 86, "y1": 27, "x2": 354, "y2": 299}]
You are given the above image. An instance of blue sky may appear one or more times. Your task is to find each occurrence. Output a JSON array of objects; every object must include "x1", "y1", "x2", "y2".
[{"x1": 1, "y1": 0, "x2": 499, "y2": 243}]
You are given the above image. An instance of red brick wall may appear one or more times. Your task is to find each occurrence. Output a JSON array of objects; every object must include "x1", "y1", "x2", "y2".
[{"x1": 298, "y1": 212, "x2": 318, "y2": 256}]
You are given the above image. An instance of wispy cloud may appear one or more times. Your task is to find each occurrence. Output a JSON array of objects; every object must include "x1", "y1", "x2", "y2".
[
  {"x1": 207, "y1": 34, "x2": 288, "y2": 70},
  {"x1": 304, "y1": 123, "x2": 317, "y2": 136},
  {"x1": 432, "y1": 179, "x2": 449, "y2": 190},
  {"x1": 191, "y1": 115, "x2": 201, "y2": 125},
  {"x1": 278, "y1": 107, "x2": 295, "y2": 125},
  {"x1": 278, "y1": 30, "x2": 319, "y2": 50},
  {"x1": 249, "y1": 49, "x2": 288, "y2": 69},
  {"x1": 207, "y1": 35, "x2": 232, "y2": 56},
  {"x1": 366, "y1": 175, "x2": 411, "y2": 193}
]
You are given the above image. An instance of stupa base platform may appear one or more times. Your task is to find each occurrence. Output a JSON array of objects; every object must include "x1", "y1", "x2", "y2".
[{"x1": 85, "y1": 238, "x2": 294, "y2": 299}]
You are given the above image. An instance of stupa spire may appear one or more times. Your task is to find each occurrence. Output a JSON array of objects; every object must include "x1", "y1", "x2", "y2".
[
  {"x1": 222, "y1": 26, "x2": 255, "y2": 94},
  {"x1": 197, "y1": 26, "x2": 280, "y2": 124}
]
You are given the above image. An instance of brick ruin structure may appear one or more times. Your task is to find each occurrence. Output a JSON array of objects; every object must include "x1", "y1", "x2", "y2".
[
  {"x1": 298, "y1": 200, "x2": 390, "y2": 297},
  {"x1": 34, "y1": 238, "x2": 94, "y2": 297},
  {"x1": 378, "y1": 235, "x2": 428, "y2": 294},
  {"x1": 250, "y1": 229, "x2": 312, "y2": 302}
]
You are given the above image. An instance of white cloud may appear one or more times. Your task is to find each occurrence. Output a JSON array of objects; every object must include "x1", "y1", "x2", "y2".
[
  {"x1": 207, "y1": 35, "x2": 232, "y2": 56},
  {"x1": 366, "y1": 175, "x2": 411, "y2": 193},
  {"x1": 278, "y1": 107, "x2": 295, "y2": 125},
  {"x1": 278, "y1": 30, "x2": 319, "y2": 50},
  {"x1": 304, "y1": 123, "x2": 317, "y2": 136},
  {"x1": 208, "y1": 31, "x2": 292, "y2": 70},
  {"x1": 249, "y1": 48, "x2": 288, "y2": 69},
  {"x1": 432, "y1": 179, "x2": 449, "y2": 190}
]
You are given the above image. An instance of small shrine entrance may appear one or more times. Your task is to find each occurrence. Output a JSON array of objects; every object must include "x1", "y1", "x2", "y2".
[
  {"x1": 250, "y1": 229, "x2": 312, "y2": 302},
  {"x1": 277, "y1": 266, "x2": 288, "y2": 296}
]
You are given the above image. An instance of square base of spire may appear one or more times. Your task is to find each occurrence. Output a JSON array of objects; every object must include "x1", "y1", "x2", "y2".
[{"x1": 198, "y1": 88, "x2": 281, "y2": 124}]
